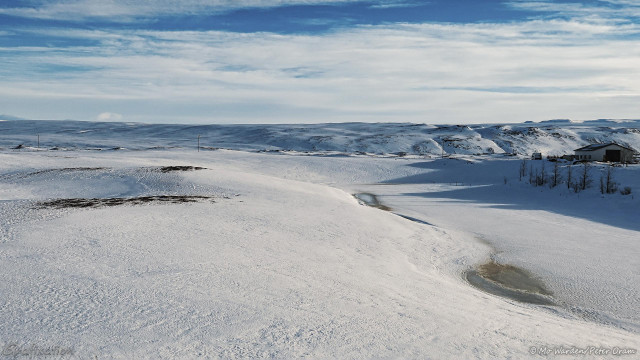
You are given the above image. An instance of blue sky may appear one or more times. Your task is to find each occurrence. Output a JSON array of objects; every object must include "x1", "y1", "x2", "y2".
[{"x1": 1, "y1": 0, "x2": 639, "y2": 124}]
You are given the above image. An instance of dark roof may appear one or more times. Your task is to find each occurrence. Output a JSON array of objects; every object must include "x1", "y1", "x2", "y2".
[{"x1": 574, "y1": 142, "x2": 636, "y2": 152}]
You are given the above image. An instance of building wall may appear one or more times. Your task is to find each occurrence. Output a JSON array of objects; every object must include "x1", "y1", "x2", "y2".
[
  {"x1": 575, "y1": 144, "x2": 635, "y2": 162},
  {"x1": 621, "y1": 148, "x2": 635, "y2": 163}
]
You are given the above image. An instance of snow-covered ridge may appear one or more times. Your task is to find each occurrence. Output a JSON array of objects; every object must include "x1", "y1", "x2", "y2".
[{"x1": 1, "y1": 119, "x2": 640, "y2": 156}]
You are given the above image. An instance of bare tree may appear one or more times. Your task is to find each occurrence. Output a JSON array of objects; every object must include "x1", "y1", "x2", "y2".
[
  {"x1": 604, "y1": 164, "x2": 617, "y2": 194},
  {"x1": 550, "y1": 161, "x2": 561, "y2": 188},
  {"x1": 519, "y1": 159, "x2": 527, "y2": 181},
  {"x1": 580, "y1": 162, "x2": 591, "y2": 190},
  {"x1": 529, "y1": 163, "x2": 534, "y2": 185},
  {"x1": 566, "y1": 164, "x2": 573, "y2": 189},
  {"x1": 572, "y1": 181, "x2": 581, "y2": 193}
]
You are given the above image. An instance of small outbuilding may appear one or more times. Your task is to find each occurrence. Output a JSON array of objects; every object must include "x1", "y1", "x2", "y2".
[{"x1": 574, "y1": 143, "x2": 636, "y2": 163}]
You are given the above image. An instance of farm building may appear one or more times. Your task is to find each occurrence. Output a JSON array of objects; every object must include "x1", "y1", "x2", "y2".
[{"x1": 574, "y1": 143, "x2": 636, "y2": 163}]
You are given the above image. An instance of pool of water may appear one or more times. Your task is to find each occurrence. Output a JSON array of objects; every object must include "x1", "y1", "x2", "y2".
[
  {"x1": 355, "y1": 191, "x2": 554, "y2": 306},
  {"x1": 353, "y1": 193, "x2": 392, "y2": 211},
  {"x1": 466, "y1": 261, "x2": 554, "y2": 306}
]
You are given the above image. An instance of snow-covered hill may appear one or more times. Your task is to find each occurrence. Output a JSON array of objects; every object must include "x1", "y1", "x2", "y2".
[
  {"x1": 1, "y1": 120, "x2": 640, "y2": 358},
  {"x1": 1, "y1": 150, "x2": 639, "y2": 358},
  {"x1": 1, "y1": 119, "x2": 639, "y2": 156}
]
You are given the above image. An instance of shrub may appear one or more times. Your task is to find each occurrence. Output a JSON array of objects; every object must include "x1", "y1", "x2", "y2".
[{"x1": 620, "y1": 187, "x2": 632, "y2": 195}]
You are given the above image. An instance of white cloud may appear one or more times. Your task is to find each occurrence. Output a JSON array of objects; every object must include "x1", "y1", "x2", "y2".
[
  {"x1": 1, "y1": 19, "x2": 640, "y2": 123},
  {"x1": 507, "y1": 0, "x2": 640, "y2": 21},
  {"x1": 96, "y1": 112, "x2": 123, "y2": 121},
  {"x1": 369, "y1": 1, "x2": 426, "y2": 9},
  {"x1": 5, "y1": 0, "x2": 637, "y2": 23}
]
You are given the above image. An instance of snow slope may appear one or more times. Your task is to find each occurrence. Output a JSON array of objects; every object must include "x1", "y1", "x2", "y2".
[
  {"x1": 0, "y1": 150, "x2": 639, "y2": 359},
  {"x1": 351, "y1": 157, "x2": 640, "y2": 333},
  {"x1": 1, "y1": 119, "x2": 640, "y2": 156}
]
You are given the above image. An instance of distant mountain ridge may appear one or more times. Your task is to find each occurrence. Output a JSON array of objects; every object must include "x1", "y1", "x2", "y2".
[
  {"x1": 0, "y1": 114, "x2": 28, "y2": 121},
  {"x1": 1, "y1": 119, "x2": 639, "y2": 156}
]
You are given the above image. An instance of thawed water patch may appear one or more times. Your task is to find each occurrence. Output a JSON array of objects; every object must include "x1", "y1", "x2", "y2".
[
  {"x1": 354, "y1": 193, "x2": 435, "y2": 226},
  {"x1": 466, "y1": 261, "x2": 555, "y2": 306},
  {"x1": 354, "y1": 192, "x2": 554, "y2": 306},
  {"x1": 353, "y1": 193, "x2": 392, "y2": 211},
  {"x1": 394, "y1": 213, "x2": 434, "y2": 226}
]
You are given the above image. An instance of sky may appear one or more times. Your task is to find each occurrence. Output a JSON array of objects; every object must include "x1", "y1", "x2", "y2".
[{"x1": 0, "y1": 0, "x2": 639, "y2": 124}]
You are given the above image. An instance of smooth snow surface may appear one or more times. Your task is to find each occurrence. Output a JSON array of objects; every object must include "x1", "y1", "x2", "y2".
[{"x1": 0, "y1": 125, "x2": 639, "y2": 358}]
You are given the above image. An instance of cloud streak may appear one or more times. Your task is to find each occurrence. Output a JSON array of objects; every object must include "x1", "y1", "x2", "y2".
[
  {"x1": 1, "y1": 1, "x2": 639, "y2": 123},
  {"x1": 1, "y1": 15, "x2": 639, "y2": 123},
  {"x1": 507, "y1": 0, "x2": 640, "y2": 21},
  {"x1": 0, "y1": 0, "x2": 367, "y2": 21}
]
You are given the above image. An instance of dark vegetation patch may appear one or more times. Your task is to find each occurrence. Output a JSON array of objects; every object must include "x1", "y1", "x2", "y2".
[
  {"x1": 9, "y1": 166, "x2": 205, "y2": 178},
  {"x1": 157, "y1": 166, "x2": 207, "y2": 173},
  {"x1": 38, "y1": 195, "x2": 215, "y2": 209},
  {"x1": 27, "y1": 167, "x2": 107, "y2": 176}
]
